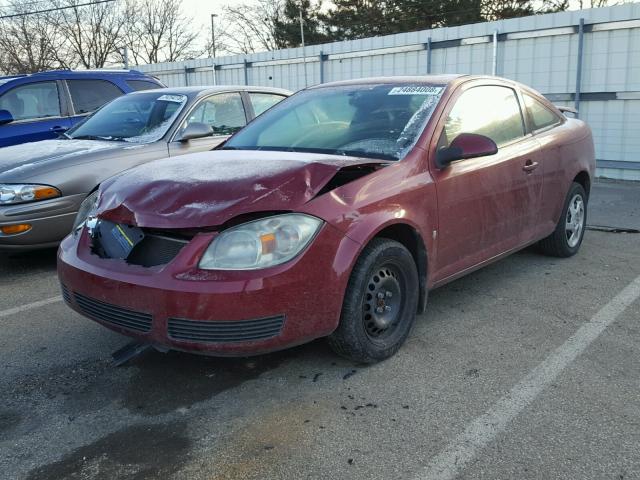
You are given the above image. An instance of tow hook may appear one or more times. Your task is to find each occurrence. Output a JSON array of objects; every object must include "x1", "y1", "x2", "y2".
[{"x1": 111, "y1": 341, "x2": 162, "y2": 367}]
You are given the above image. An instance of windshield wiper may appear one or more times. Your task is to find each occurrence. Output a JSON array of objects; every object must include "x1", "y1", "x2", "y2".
[{"x1": 71, "y1": 134, "x2": 119, "y2": 141}]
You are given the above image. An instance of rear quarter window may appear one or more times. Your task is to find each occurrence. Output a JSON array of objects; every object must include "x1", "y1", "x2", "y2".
[
  {"x1": 127, "y1": 80, "x2": 162, "y2": 91},
  {"x1": 249, "y1": 92, "x2": 287, "y2": 116},
  {"x1": 67, "y1": 79, "x2": 123, "y2": 115},
  {"x1": 524, "y1": 93, "x2": 563, "y2": 131}
]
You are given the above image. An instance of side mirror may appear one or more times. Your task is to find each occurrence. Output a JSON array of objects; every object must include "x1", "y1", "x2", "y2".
[
  {"x1": 178, "y1": 122, "x2": 213, "y2": 142},
  {"x1": 436, "y1": 133, "x2": 498, "y2": 168},
  {"x1": 0, "y1": 109, "x2": 14, "y2": 126}
]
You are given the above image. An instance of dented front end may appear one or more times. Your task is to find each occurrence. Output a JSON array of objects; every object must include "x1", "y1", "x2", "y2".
[{"x1": 57, "y1": 149, "x2": 391, "y2": 355}]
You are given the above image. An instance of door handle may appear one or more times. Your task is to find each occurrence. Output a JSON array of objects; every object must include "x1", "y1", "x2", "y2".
[
  {"x1": 523, "y1": 160, "x2": 539, "y2": 173},
  {"x1": 50, "y1": 126, "x2": 68, "y2": 133}
]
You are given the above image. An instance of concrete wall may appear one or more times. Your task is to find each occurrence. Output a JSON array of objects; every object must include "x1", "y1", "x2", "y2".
[{"x1": 137, "y1": 4, "x2": 640, "y2": 180}]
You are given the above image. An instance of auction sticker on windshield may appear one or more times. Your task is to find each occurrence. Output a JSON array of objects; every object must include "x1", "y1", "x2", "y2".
[
  {"x1": 158, "y1": 94, "x2": 187, "y2": 103},
  {"x1": 388, "y1": 86, "x2": 443, "y2": 95}
]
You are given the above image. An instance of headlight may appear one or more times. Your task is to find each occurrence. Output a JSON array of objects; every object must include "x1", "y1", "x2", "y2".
[
  {"x1": 72, "y1": 191, "x2": 99, "y2": 233},
  {"x1": 199, "y1": 214, "x2": 323, "y2": 270},
  {"x1": 0, "y1": 184, "x2": 60, "y2": 205}
]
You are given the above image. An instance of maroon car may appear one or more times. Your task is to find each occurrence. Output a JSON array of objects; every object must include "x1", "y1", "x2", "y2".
[{"x1": 58, "y1": 75, "x2": 595, "y2": 363}]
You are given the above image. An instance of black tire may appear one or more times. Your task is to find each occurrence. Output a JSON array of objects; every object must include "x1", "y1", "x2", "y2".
[
  {"x1": 538, "y1": 182, "x2": 588, "y2": 257},
  {"x1": 328, "y1": 238, "x2": 419, "y2": 363}
]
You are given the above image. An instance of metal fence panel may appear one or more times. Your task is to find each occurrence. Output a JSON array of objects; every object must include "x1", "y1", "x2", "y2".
[{"x1": 137, "y1": 3, "x2": 640, "y2": 180}]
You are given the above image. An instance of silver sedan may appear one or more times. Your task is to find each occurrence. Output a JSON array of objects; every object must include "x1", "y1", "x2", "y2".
[{"x1": 0, "y1": 85, "x2": 290, "y2": 251}]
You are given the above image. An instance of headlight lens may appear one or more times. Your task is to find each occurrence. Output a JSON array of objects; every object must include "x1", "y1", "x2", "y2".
[
  {"x1": 72, "y1": 191, "x2": 99, "y2": 233},
  {"x1": 199, "y1": 214, "x2": 323, "y2": 270},
  {"x1": 0, "y1": 184, "x2": 60, "y2": 205}
]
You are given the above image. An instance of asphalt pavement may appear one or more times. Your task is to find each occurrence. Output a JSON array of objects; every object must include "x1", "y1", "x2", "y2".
[{"x1": 0, "y1": 179, "x2": 638, "y2": 480}]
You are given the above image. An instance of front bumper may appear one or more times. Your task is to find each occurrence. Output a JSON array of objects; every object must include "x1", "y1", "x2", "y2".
[
  {"x1": 57, "y1": 223, "x2": 361, "y2": 356},
  {"x1": 0, "y1": 194, "x2": 84, "y2": 251}
]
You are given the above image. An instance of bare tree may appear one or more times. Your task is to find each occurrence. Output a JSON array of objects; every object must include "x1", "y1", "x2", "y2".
[
  {"x1": 577, "y1": 0, "x2": 620, "y2": 8},
  {"x1": 220, "y1": 0, "x2": 284, "y2": 54},
  {"x1": 125, "y1": 0, "x2": 201, "y2": 64},
  {"x1": 47, "y1": 0, "x2": 131, "y2": 68},
  {"x1": 0, "y1": 2, "x2": 68, "y2": 74}
]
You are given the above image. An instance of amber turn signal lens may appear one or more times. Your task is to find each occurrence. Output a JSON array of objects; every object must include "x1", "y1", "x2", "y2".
[
  {"x1": 1, "y1": 224, "x2": 31, "y2": 235},
  {"x1": 34, "y1": 187, "x2": 60, "y2": 200},
  {"x1": 260, "y1": 232, "x2": 276, "y2": 254}
]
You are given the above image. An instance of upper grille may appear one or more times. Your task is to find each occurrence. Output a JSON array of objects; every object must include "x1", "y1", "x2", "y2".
[
  {"x1": 168, "y1": 315, "x2": 285, "y2": 343},
  {"x1": 126, "y1": 233, "x2": 188, "y2": 268},
  {"x1": 91, "y1": 221, "x2": 189, "y2": 268},
  {"x1": 74, "y1": 292, "x2": 152, "y2": 333}
]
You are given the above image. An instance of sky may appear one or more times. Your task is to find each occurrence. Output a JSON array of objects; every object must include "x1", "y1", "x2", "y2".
[{"x1": 179, "y1": 0, "x2": 258, "y2": 52}]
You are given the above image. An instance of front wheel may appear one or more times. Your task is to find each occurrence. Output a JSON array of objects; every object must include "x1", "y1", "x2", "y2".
[
  {"x1": 328, "y1": 238, "x2": 419, "y2": 363},
  {"x1": 538, "y1": 182, "x2": 587, "y2": 257}
]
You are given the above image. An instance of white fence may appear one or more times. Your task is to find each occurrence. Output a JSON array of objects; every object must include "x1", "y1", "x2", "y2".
[{"x1": 138, "y1": 4, "x2": 640, "y2": 180}]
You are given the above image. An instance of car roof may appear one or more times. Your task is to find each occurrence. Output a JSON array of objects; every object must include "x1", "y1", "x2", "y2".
[
  {"x1": 126, "y1": 85, "x2": 292, "y2": 99},
  {"x1": 0, "y1": 69, "x2": 148, "y2": 80},
  {"x1": 0, "y1": 69, "x2": 158, "y2": 88},
  {"x1": 310, "y1": 74, "x2": 468, "y2": 89}
]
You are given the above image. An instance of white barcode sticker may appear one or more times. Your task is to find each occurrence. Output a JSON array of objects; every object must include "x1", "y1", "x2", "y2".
[
  {"x1": 388, "y1": 86, "x2": 443, "y2": 96},
  {"x1": 158, "y1": 94, "x2": 187, "y2": 103}
]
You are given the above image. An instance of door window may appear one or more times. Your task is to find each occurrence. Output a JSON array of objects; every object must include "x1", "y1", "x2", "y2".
[
  {"x1": 0, "y1": 81, "x2": 61, "y2": 121},
  {"x1": 441, "y1": 86, "x2": 525, "y2": 148},
  {"x1": 523, "y1": 93, "x2": 562, "y2": 131},
  {"x1": 67, "y1": 79, "x2": 123, "y2": 115},
  {"x1": 183, "y1": 93, "x2": 246, "y2": 135},
  {"x1": 249, "y1": 92, "x2": 287, "y2": 116}
]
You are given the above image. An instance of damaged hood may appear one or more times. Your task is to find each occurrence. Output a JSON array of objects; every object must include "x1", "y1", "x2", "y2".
[{"x1": 97, "y1": 150, "x2": 387, "y2": 229}]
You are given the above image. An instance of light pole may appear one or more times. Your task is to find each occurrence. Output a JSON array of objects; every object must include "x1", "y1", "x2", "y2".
[
  {"x1": 299, "y1": 2, "x2": 307, "y2": 87},
  {"x1": 211, "y1": 13, "x2": 218, "y2": 58}
]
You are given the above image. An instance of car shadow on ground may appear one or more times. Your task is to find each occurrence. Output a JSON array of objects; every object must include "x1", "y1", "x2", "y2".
[
  {"x1": 120, "y1": 340, "x2": 341, "y2": 415},
  {"x1": 0, "y1": 247, "x2": 58, "y2": 279}
]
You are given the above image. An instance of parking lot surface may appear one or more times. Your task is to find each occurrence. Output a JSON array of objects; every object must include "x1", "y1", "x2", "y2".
[{"x1": 1, "y1": 180, "x2": 638, "y2": 480}]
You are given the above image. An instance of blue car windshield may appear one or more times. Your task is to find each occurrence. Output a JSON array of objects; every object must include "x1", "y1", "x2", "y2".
[
  {"x1": 68, "y1": 92, "x2": 187, "y2": 143},
  {"x1": 224, "y1": 84, "x2": 445, "y2": 160}
]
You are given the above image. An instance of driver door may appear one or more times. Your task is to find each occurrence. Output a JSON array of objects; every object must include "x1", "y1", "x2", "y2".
[
  {"x1": 168, "y1": 92, "x2": 248, "y2": 156},
  {"x1": 430, "y1": 83, "x2": 543, "y2": 283}
]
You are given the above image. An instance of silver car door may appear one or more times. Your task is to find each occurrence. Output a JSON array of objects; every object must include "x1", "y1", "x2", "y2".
[{"x1": 168, "y1": 92, "x2": 248, "y2": 156}]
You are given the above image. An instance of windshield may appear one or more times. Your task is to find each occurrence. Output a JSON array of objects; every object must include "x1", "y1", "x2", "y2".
[
  {"x1": 224, "y1": 83, "x2": 445, "y2": 160},
  {"x1": 68, "y1": 92, "x2": 187, "y2": 143}
]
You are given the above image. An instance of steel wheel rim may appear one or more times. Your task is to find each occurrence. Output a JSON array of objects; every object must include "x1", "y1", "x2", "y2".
[
  {"x1": 565, "y1": 193, "x2": 585, "y2": 248},
  {"x1": 363, "y1": 264, "x2": 403, "y2": 340}
]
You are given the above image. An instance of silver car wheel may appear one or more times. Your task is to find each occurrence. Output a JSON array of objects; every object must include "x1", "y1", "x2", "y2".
[{"x1": 565, "y1": 193, "x2": 585, "y2": 248}]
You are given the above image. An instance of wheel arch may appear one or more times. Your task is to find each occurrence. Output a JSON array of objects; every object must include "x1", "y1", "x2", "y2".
[
  {"x1": 573, "y1": 170, "x2": 591, "y2": 198},
  {"x1": 368, "y1": 222, "x2": 429, "y2": 314}
]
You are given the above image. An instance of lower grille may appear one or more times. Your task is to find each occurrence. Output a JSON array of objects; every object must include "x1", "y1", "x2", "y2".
[
  {"x1": 168, "y1": 315, "x2": 285, "y2": 343},
  {"x1": 60, "y1": 284, "x2": 71, "y2": 304},
  {"x1": 74, "y1": 292, "x2": 152, "y2": 333}
]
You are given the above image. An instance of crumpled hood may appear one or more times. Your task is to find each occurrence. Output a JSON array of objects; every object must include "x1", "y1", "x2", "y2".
[
  {"x1": 0, "y1": 139, "x2": 124, "y2": 179},
  {"x1": 97, "y1": 150, "x2": 386, "y2": 229}
]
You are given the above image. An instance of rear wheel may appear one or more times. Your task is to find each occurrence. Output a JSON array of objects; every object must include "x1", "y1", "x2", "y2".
[
  {"x1": 328, "y1": 238, "x2": 419, "y2": 363},
  {"x1": 539, "y1": 182, "x2": 587, "y2": 257}
]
